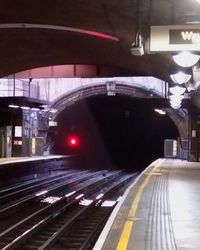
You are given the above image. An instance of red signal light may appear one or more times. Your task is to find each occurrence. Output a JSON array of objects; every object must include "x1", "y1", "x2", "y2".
[{"x1": 67, "y1": 136, "x2": 80, "y2": 148}]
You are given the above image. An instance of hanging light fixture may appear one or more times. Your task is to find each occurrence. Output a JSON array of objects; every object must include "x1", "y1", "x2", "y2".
[
  {"x1": 169, "y1": 95, "x2": 184, "y2": 102},
  {"x1": 169, "y1": 95, "x2": 184, "y2": 109},
  {"x1": 170, "y1": 71, "x2": 191, "y2": 84},
  {"x1": 170, "y1": 100, "x2": 182, "y2": 109},
  {"x1": 170, "y1": 98, "x2": 182, "y2": 105},
  {"x1": 170, "y1": 103, "x2": 181, "y2": 109},
  {"x1": 173, "y1": 51, "x2": 200, "y2": 67},
  {"x1": 169, "y1": 86, "x2": 186, "y2": 95}
]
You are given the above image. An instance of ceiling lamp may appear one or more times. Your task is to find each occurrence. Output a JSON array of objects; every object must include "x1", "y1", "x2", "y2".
[
  {"x1": 169, "y1": 95, "x2": 183, "y2": 108},
  {"x1": 169, "y1": 86, "x2": 186, "y2": 95},
  {"x1": 173, "y1": 51, "x2": 200, "y2": 67},
  {"x1": 8, "y1": 104, "x2": 19, "y2": 108},
  {"x1": 170, "y1": 99, "x2": 182, "y2": 105},
  {"x1": 171, "y1": 103, "x2": 181, "y2": 109},
  {"x1": 169, "y1": 95, "x2": 184, "y2": 102},
  {"x1": 170, "y1": 71, "x2": 191, "y2": 84}
]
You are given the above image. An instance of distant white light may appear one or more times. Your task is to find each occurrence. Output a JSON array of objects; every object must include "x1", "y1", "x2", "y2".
[
  {"x1": 154, "y1": 109, "x2": 166, "y2": 115},
  {"x1": 40, "y1": 104, "x2": 49, "y2": 108},
  {"x1": 170, "y1": 71, "x2": 191, "y2": 84},
  {"x1": 173, "y1": 51, "x2": 200, "y2": 67},
  {"x1": 169, "y1": 86, "x2": 186, "y2": 95},
  {"x1": 96, "y1": 193, "x2": 104, "y2": 200},
  {"x1": 42, "y1": 109, "x2": 50, "y2": 112},
  {"x1": 36, "y1": 190, "x2": 48, "y2": 196},
  {"x1": 65, "y1": 191, "x2": 76, "y2": 198},
  {"x1": 21, "y1": 106, "x2": 30, "y2": 110},
  {"x1": 196, "y1": 0, "x2": 200, "y2": 4},
  {"x1": 75, "y1": 194, "x2": 84, "y2": 200},
  {"x1": 31, "y1": 107, "x2": 40, "y2": 111},
  {"x1": 49, "y1": 108, "x2": 57, "y2": 113},
  {"x1": 186, "y1": 21, "x2": 200, "y2": 24},
  {"x1": 8, "y1": 104, "x2": 19, "y2": 108}
]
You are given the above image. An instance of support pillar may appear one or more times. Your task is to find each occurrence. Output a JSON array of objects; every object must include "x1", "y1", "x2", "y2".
[{"x1": 188, "y1": 109, "x2": 200, "y2": 162}]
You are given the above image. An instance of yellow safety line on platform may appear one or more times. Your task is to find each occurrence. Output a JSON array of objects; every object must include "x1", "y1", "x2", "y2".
[{"x1": 116, "y1": 159, "x2": 164, "y2": 250}]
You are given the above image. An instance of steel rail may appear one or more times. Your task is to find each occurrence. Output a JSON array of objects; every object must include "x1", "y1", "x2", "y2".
[
  {"x1": 0, "y1": 170, "x2": 121, "y2": 249},
  {"x1": 0, "y1": 170, "x2": 94, "y2": 218}
]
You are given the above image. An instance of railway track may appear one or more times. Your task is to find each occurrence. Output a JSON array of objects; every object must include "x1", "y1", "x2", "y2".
[
  {"x1": 0, "y1": 170, "x2": 138, "y2": 249},
  {"x1": 0, "y1": 169, "x2": 110, "y2": 231}
]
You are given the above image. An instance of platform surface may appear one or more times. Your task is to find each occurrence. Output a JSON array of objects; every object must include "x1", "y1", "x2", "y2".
[
  {"x1": 94, "y1": 158, "x2": 200, "y2": 250},
  {"x1": 0, "y1": 155, "x2": 67, "y2": 165}
]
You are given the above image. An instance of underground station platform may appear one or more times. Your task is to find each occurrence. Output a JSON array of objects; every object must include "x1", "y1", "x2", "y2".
[{"x1": 94, "y1": 158, "x2": 200, "y2": 250}]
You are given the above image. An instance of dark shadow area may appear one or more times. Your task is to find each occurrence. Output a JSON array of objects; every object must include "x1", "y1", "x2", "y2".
[{"x1": 50, "y1": 95, "x2": 179, "y2": 171}]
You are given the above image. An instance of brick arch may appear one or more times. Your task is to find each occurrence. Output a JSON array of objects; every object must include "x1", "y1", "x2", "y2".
[{"x1": 49, "y1": 83, "x2": 188, "y2": 140}]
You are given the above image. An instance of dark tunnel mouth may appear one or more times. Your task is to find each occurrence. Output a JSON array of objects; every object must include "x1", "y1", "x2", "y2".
[{"x1": 48, "y1": 94, "x2": 179, "y2": 171}]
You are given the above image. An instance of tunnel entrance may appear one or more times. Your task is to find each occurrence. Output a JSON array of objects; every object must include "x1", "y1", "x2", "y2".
[{"x1": 50, "y1": 95, "x2": 179, "y2": 171}]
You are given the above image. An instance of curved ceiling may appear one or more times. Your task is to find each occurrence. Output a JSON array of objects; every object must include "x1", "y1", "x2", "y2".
[
  {"x1": 49, "y1": 83, "x2": 188, "y2": 139},
  {"x1": 0, "y1": 0, "x2": 200, "y2": 79}
]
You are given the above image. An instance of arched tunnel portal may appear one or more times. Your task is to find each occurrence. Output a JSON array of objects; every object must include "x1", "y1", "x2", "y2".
[{"x1": 45, "y1": 83, "x2": 188, "y2": 170}]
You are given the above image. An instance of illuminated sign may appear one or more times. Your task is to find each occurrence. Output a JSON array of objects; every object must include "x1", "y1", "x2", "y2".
[
  {"x1": 13, "y1": 140, "x2": 22, "y2": 145},
  {"x1": 32, "y1": 137, "x2": 36, "y2": 155},
  {"x1": 169, "y1": 30, "x2": 200, "y2": 44},
  {"x1": 150, "y1": 25, "x2": 200, "y2": 52},
  {"x1": 15, "y1": 126, "x2": 22, "y2": 137},
  {"x1": 49, "y1": 121, "x2": 58, "y2": 127},
  {"x1": 173, "y1": 140, "x2": 177, "y2": 157}
]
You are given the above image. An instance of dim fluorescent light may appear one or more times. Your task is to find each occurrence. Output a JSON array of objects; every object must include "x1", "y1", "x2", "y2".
[
  {"x1": 8, "y1": 104, "x2": 19, "y2": 108},
  {"x1": 31, "y1": 107, "x2": 40, "y2": 111},
  {"x1": 21, "y1": 106, "x2": 30, "y2": 110}
]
